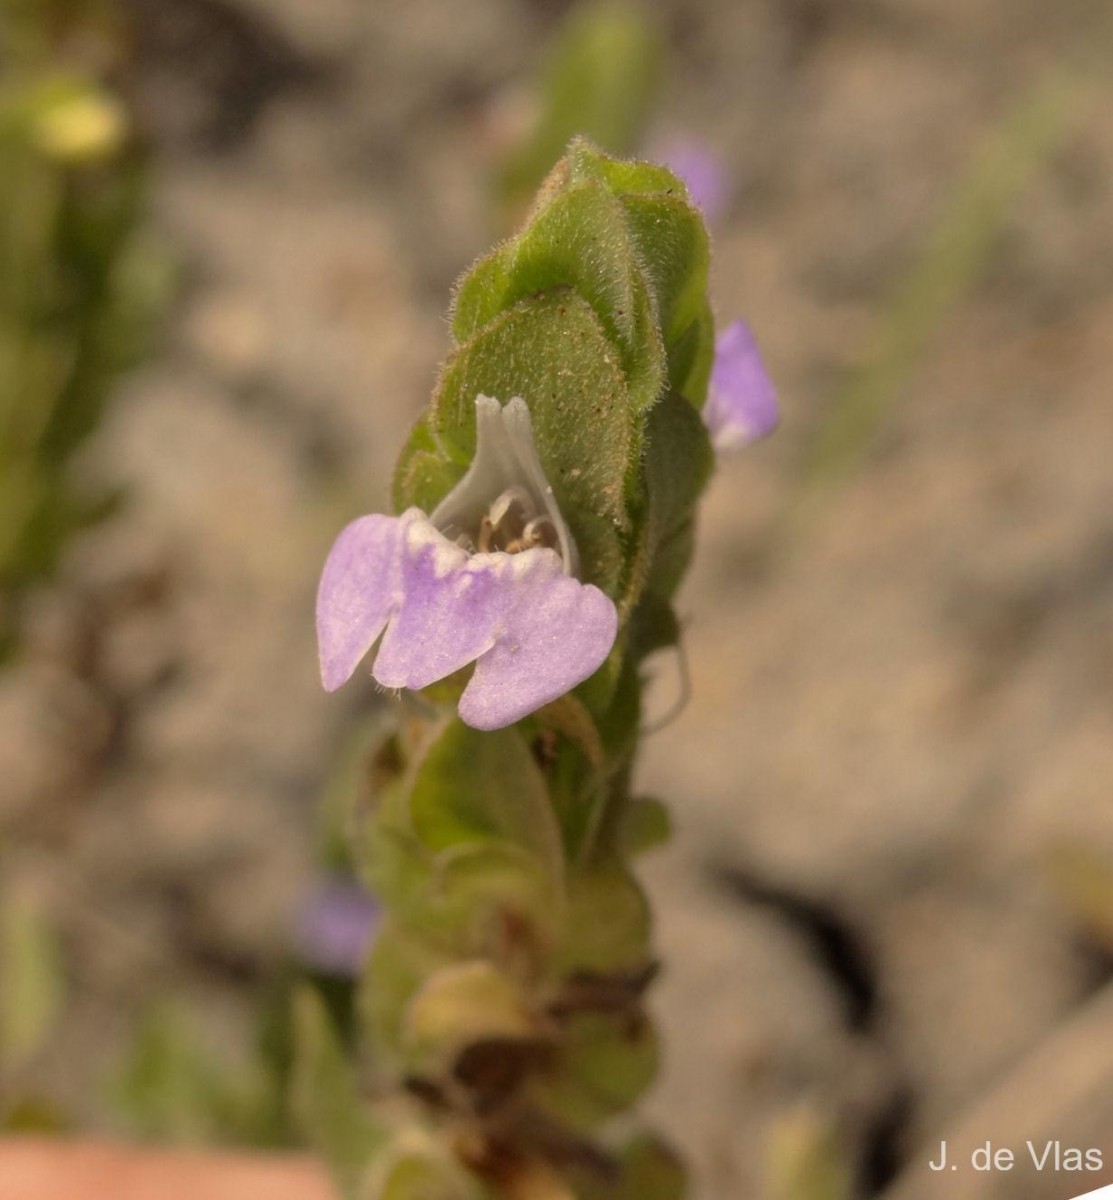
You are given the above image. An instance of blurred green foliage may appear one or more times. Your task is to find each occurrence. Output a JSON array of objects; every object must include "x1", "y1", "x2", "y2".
[
  {"x1": 791, "y1": 71, "x2": 1081, "y2": 533},
  {"x1": 0, "y1": 0, "x2": 170, "y2": 659},
  {"x1": 0, "y1": 882, "x2": 70, "y2": 1132},
  {"x1": 105, "y1": 989, "x2": 301, "y2": 1148},
  {"x1": 766, "y1": 1107, "x2": 854, "y2": 1200},
  {"x1": 497, "y1": 2, "x2": 664, "y2": 221},
  {"x1": 0, "y1": 888, "x2": 67, "y2": 1071},
  {"x1": 292, "y1": 988, "x2": 386, "y2": 1197},
  {"x1": 98, "y1": 962, "x2": 367, "y2": 1150}
]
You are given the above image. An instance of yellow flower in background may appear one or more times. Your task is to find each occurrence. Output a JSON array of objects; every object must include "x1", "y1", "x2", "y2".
[{"x1": 32, "y1": 83, "x2": 127, "y2": 164}]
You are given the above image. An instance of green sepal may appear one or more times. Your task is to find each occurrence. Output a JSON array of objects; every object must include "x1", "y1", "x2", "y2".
[
  {"x1": 357, "y1": 806, "x2": 435, "y2": 927},
  {"x1": 370, "y1": 839, "x2": 564, "y2": 974},
  {"x1": 401, "y1": 960, "x2": 538, "y2": 1072},
  {"x1": 291, "y1": 987, "x2": 384, "y2": 1200},
  {"x1": 356, "y1": 730, "x2": 564, "y2": 970},
  {"x1": 361, "y1": 920, "x2": 455, "y2": 1070},
  {"x1": 555, "y1": 862, "x2": 650, "y2": 975},
  {"x1": 530, "y1": 1011, "x2": 658, "y2": 1131},
  {"x1": 429, "y1": 842, "x2": 564, "y2": 948}
]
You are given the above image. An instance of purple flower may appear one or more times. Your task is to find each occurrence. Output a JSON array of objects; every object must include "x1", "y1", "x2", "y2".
[
  {"x1": 653, "y1": 137, "x2": 729, "y2": 225},
  {"x1": 703, "y1": 319, "x2": 779, "y2": 452},
  {"x1": 296, "y1": 877, "x2": 381, "y2": 977},
  {"x1": 317, "y1": 396, "x2": 618, "y2": 731}
]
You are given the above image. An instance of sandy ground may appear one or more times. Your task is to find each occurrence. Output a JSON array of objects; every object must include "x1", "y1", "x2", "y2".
[{"x1": 3, "y1": 2, "x2": 1112, "y2": 1197}]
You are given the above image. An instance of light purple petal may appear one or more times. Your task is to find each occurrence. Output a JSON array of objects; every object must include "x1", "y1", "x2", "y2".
[
  {"x1": 654, "y1": 137, "x2": 729, "y2": 225},
  {"x1": 317, "y1": 513, "x2": 403, "y2": 691},
  {"x1": 295, "y1": 877, "x2": 381, "y2": 976},
  {"x1": 459, "y1": 549, "x2": 618, "y2": 731},
  {"x1": 704, "y1": 319, "x2": 779, "y2": 453},
  {"x1": 372, "y1": 512, "x2": 507, "y2": 690}
]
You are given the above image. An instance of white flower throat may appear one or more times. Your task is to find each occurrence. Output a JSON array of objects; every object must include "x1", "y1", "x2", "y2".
[{"x1": 430, "y1": 395, "x2": 577, "y2": 574}]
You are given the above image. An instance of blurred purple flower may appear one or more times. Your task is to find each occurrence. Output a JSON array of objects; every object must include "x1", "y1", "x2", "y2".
[
  {"x1": 654, "y1": 137, "x2": 729, "y2": 225},
  {"x1": 703, "y1": 319, "x2": 779, "y2": 452},
  {"x1": 296, "y1": 877, "x2": 381, "y2": 977},
  {"x1": 317, "y1": 395, "x2": 617, "y2": 730}
]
